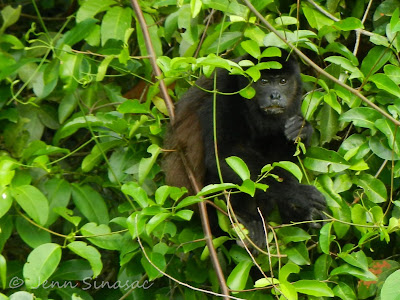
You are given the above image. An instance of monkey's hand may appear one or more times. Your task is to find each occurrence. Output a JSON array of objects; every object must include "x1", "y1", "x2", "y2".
[
  {"x1": 278, "y1": 184, "x2": 326, "y2": 228},
  {"x1": 284, "y1": 115, "x2": 313, "y2": 143}
]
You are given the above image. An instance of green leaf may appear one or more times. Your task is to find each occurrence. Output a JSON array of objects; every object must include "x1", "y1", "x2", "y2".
[
  {"x1": 331, "y1": 264, "x2": 377, "y2": 281},
  {"x1": 276, "y1": 227, "x2": 311, "y2": 244},
  {"x1": 355, "y1": 173, "x2": 387, "y2": 203},
  {"x1": 12, "y1": 185, "x2": 49, "y2": 226},
  {"x1": 227, "y1": 261, "x2": 253, "y2": 291},
  {"x1": 76, "y1": 0, "x2": 116, "y2": 23},
  {"x1": 139, "y1": 144, "x2": 161, "y2": 184},
  {"x1": 58, "y1": 50, "x2": 83, "y2": 92},
  {"x1": 302, "y1": 4, "x2": 334, "y2": 30},
  {"x1": 323, "y1": 90, "x2": 341, "y2": 114},
  {"x1": 384, "y1": 64, "x2": 400, "y2": 84},
  {"x1": 325, "y1": 56, "x2": 363, "y2": 79},
  {"x1": 15, "y1": 217, "x2": 51, "y2": 248},
  {"x1": 333, "y1": 282, "x2": 357, "y2": 300},
  {"x1": 200, "y1": 236, "x2": 230, "y2": 260},
  {"x1": 370, "y1": 73, "x2": 400, "y2": 98},
  {"x1": 244, "y1": 66, "x2": 260, "y2": 82},
  {"x1": 53, "y1": 207, "x2": 81, "y2": 226},
  {"x1": 80, "y1": 223, "x2": 122, "y2": 250},
  {"x1": 273, "y1": 161, "x2": 303, "y2": 182},
  {"x1": 320, "y1": 104, "x2": 339, "y2": 144},
  {"x1": 390, "y1": 8, "x2": 400, "y2": 32},
  {"x1": 304, "y1": 147, "x2": 350, "y2": 173},
  {"x1": 190, "y1": 0, "x2": 202, "y2": 18},
  {"x1": 118, "y1": 99, "x2": 150, "y2": 114},
  {"x1": 58, "y1": 93, "x2": 78, "y2": 124},
  {"x1": 178, "y1": 5, "x2": 198, "y2": 45},
  {"x1": 0, "y1": 158, "x2": 16, "y2": 187},
  {"x1": 122, "y1": 182, "x2": 154, "y2": 208},
  {"x1": 174, "y1": 209, "x2": 193, "y2": 221},
  {"x1": 141, "y1": 251, "x2": 166, "y2": 281},
  {"x1": 360, "y1": 46, "x2": 392, "y2": 76},
  {"x1": 0, "y1": 254, "x2": 6, "y2": 290},
  {"x1": 126, "y1": 212, "x2": 147, "y2": 239},
  {"x1": 8, "y1": 291, "x2": 34, "y2": 299},
  {"x1": 197, "y1": 54, "x2": 233, "y2": 70},
  {"x1": 60, "y1": 18, "x2": 98, "y2": 46},
  {"x1": 238, "y1": 179, "x2": 256, "y2": 196},
  {"x1": 146, "y1": 213, "x2": 171, "y2": 235},
  {"x1": 380, "y1": 270, "x2": 400, "y2": 299},
  {"x1": 279, "y1": 262, "x2": 300, "y2": 282},
  {"x1": 334, "y1": 17, "x2": 364, "y2": 31},
  {"x1": 54, "y1": 115, "x2": 99, "y2": 144},
  {"x1": 71, "y1": 184, "x2": 109, "y2": 224},
  {"x1": 280, "y1": 281, "x2": 298, "y2": 300},
  {"x1": 197, "y1": 183, "x2": 238, "y2": 196},
  {"x1": 175, "y1": 196, "x2": 202, "y2": 209},
  {"x1": 0, "y1": 5, "x2": 21, "y2": 32},
  {"x1": 0, "y1": 187, "x2": 12, "y2": 219},
  {"x1": 314, "y1": 254, "x2": 332, "y2": 281},
  {"x1": 203, "y1": 0, "x2": 230, "y2": 12},
  {"x1": 241, "y1": 40, "x2": 260, "y2": 59},
  {"x1": 82, "y1": 140, "x2": 123, "y2": 172},
  {"x1": 226, "y1": 156, "x2": 251, "y2": 181},
  {"x1": 42, "y1": 178, "x2": 71, "y2": 222},
  {"x1": 275, "y1": 16, "x2": 298, "y2": 26},
  {"x1": 284, "y1": 243, "x2": 310, "y2": 265},
  {"x1": 137, "y1": 13, "x2": 162, "y2": 56},
  {"x1": 302, "y1": 91, "x2": 324, "y2": 120},
  {"x1": 96, "y1": 55, "x2": 114, "y2": 82},
  {"x1": 155, "y1": 186, "x2": 180, "y2": 205},
  {"x1": 178, "y1": 228, "x2": 206, "y2": 253},
  {"x1": 370, "y1": 135, "x2": 400, "y2": 160},
  {"x1": 67, "y1": 241, "x2": 102, "y2": 278},
  {"x1": 351, "y1": 204, "x2": 368, "y2": 234},
  {"x1": 338, "y1": 251, "x2": 369, "y2": 271},
  {"x1": 331, "y1": 204, "x2": 351, "y2": 238},
  {"x1": 293, "y1": 280, "x2": 334, "y2": 297},
  {"x1": 239, "y1": 86, "x2": 256, "y2": 99},
  {"x1": 254, "y1": 277, "x2": 280, "y2": 288},
  {"x1": 52, "y1": 259, "x2": 93, "y2": 281},
  {"x1": 32, "y1": 61, "x2": 59, "y2": 99},
  {"x1": 319, "y1": 222, "x2": 335, "y2": 254},
  {"x1": 101, "y1": 6, "x2": 132, "y2": 46},
  {"x1": 23, "y1": 243, "x2": 62, "y2": 289},
  {"x1": 338, "y1": 134, "x2": 369, "y2": 161}
]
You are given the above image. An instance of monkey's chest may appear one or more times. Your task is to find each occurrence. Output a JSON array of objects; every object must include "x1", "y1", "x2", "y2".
[{"x1": 253, "y1": 136, "x2": 296, "y2": 163}]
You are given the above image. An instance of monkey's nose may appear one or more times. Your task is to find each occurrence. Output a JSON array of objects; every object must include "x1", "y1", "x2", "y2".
[{"x1": 270, "y1": 91, "x2": 281, "y2": 100}]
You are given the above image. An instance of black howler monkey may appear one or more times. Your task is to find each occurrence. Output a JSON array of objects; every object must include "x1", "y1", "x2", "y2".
[{"x1": 163, "y1": 50, "x2": 326, "y2": 247}]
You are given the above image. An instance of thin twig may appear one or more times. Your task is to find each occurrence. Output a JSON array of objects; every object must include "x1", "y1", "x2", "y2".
[
  {"x1": 178, "y1": 151, "x2": 231, "y2": 298},
  {"x1": 306, "y1": 0, "x2": 374, "y2": 37},
  {"x1": 130, "y1": 0, "x2": 175, "y2": 122},
  {"x1": 354, "y1": 0, "x2": 374, "y2": 55}
]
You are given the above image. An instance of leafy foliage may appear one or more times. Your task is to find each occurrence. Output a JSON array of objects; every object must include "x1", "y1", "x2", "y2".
[{"x1": 0, "y1": 0, "x2": 400, "y2": 299}]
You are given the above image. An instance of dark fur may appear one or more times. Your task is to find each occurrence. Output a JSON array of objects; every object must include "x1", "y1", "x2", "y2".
[{"x1": 163, "y1": 51, "x2": 325, "y2": 246}]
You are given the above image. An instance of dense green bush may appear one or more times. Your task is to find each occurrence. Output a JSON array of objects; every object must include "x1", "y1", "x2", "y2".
[{"x1": 0, "y1": 0, "x2": 400, "y2": 299}]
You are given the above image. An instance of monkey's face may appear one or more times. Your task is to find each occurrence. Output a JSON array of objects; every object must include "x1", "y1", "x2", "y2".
[{"x1": 252, "y1": 72, "x2": 299, "y2": 115}]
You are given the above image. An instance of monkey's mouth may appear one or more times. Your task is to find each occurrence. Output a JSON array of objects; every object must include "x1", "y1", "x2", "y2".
[{"x1": 262, "y1": 105, "x2": 285, "y2": 114}]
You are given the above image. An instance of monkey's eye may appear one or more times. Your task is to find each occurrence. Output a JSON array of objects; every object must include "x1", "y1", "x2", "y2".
[
  {"x1": 260, "y1": 78, "x2": 269, "y2": 85},
  {"x1": 279, "y1": 78, "x2": 287, "y2": 85}
]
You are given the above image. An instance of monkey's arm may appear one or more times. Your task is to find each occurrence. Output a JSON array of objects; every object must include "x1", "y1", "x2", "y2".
[{"x1": 284, "y1": 115, "x2": 313, "y2": 144}]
